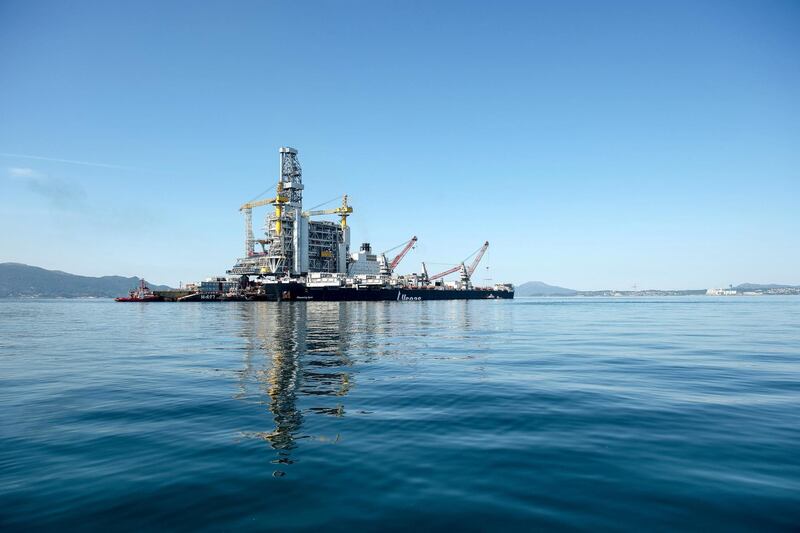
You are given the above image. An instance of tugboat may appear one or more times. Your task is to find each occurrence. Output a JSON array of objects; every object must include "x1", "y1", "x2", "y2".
[{"x1": 115, "y1": 279, "x2": 162, "y2": 302}]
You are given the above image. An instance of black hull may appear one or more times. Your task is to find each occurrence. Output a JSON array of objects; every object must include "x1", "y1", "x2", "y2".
[{"x1": 251, "y1": 283, "x2": 514, "y2": 302}]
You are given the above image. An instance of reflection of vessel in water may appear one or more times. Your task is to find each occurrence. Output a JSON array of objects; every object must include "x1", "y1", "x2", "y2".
[
  {"x1": 235, "y1": 303, "x2": 353, "y2": 475},
  {"x1": 141, "y1": 147, "x2": 514, "y2": 303},
  {"x1": 115, "y1": 279, "x2": 162, "y2": 302}
]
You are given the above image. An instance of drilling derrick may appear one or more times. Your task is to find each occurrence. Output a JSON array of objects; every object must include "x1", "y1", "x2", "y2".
[{"x1": 265, "y1": 147, "x2": 307, "y2": 275}]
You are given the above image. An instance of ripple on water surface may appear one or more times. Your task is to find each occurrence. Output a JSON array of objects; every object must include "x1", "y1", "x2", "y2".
[{"x1": 0, "y1": 297, "x2": 799, "y2": 530}]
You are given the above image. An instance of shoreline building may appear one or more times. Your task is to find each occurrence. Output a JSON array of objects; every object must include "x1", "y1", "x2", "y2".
[{"x1": 706, "y1": 288, "x2": 737, "y2": 296}]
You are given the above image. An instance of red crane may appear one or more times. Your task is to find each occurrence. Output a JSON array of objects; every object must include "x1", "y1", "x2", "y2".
[
  {"x1": 429, "y1": 241, "x2": 489, "y2": 281},
  {"x1": 466, "y1": 241, "x2": 489, "y2": 277},
  {"x1": 429, "y1": 264, "x2": 463, "y2": 281},
  {"x1": 380, "y1": 236, "x2": 418, "y2": 274},
  {"x1": 389, "y1": 236, "x2": 418, "y2": 271}
]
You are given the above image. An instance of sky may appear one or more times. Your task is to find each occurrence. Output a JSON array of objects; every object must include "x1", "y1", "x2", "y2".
[{"x1": 1, "y1": 0, "x2": 798, "y2": 290}]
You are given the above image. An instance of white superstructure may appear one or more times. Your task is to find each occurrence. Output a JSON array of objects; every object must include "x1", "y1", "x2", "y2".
[{"x1": 347, "y1": 243, "x2": 380, "y2": 276}]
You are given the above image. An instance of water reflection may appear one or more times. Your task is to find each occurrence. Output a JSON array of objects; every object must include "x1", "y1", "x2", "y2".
[{"x1": 235, "y1": 302, "x2": 353, "y2": 474}]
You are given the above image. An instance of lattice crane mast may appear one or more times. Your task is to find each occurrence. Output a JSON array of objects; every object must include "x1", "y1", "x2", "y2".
[{"x1": 239, "y1": 194, "x2": 287, "y2": 257}]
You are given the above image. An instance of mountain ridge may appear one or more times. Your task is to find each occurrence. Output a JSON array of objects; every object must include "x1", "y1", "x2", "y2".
[
  {"x1": 0, "y1": 263, "x2": 172, "y2": 298},
  {"x1": 3, "y1": 263, "x2": 797, "y2": 298},
  {"x1": 734, "y1": 283, "x2": 800, "y2": 290},
  {"x1": 515, "y1": 281, "x2": 577, "y2": 296}
]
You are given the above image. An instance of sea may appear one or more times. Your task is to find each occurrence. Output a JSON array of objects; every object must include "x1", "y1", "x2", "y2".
[{"x1": 1, "y1": 297, "x2": 798, "y2": 531}]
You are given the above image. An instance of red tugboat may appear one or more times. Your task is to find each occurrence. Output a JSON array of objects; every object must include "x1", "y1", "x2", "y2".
[{"x1": 115, "y1": 279, "x2": 162, "y2": 302}]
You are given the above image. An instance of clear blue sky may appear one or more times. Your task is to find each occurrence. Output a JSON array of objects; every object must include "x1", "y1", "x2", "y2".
[{"x1": 1, "y1": 0, "x2": 798, "y2": 289}]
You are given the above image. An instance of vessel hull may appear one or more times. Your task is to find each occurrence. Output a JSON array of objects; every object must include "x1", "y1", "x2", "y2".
[
  {"x1": 251, "y1": 283, "x2": 514, "y2": 302},
  {"x1": 153, "y1": 283, "x2": 514, "y2": 302},
  {"x1": 114, "y1": 296, "x2": 163, "y2": 302}
]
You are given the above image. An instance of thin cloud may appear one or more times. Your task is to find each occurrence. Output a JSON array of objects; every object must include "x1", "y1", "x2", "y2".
[
  {"x1": 6, "y1": 166, "x2": 88, "y2": 210},
  {"x1": 1, "y1": 152, "x2": 142, "y2": 171},
  {"x1": 7, "y1": 167, "x2": 40, "y2": 178}
]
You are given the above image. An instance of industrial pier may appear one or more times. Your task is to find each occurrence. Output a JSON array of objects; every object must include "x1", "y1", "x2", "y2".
[{"x1": 147, "y1": 147, "x2": 514, "y2": 302}]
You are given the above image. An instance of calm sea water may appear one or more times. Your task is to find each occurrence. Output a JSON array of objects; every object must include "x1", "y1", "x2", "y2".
[{"x1": 1, "y1": 297, "x2": 799, "y2": 530}]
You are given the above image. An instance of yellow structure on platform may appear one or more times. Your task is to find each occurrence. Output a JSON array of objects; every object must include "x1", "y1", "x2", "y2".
[{"x1": 302, "y1": 195, "x2": 352, "y2": 229}]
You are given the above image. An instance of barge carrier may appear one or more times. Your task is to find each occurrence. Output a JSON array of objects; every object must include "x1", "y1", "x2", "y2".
[{"x1": 128, "y1": 147, "x2": 514, "y2": 302}]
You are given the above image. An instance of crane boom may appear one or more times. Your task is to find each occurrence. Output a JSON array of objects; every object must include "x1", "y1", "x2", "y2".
[
  {"x1": 428, "y1": 241, "x2": 490, "y2": 281},
  {"x1": 389, "y1": 236, "x2": 417, "y2": 270},
  {"x1": 466, "y1": 241, "x2": 489, "y2": 276},
  {"x1": 239, "y1": 196, "x2": 287, "y2": 211},
  {"x1": 239, "y1": 195, "x2": 289, "y2": 256},
  {"x1": 429, "y1": 263, "x2": 463, "y2": 281},
  {"x1": 301, "y1": 195, "x2": 353, "y2": 229}
]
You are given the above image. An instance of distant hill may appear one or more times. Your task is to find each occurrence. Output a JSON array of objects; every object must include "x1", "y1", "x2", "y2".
[
  {"x1": 735, "y1": 283, "x2": 800, "y2": 290},
  {"x1": 0, "y1": 263, "x2": 171, "y2": 298},
  {"x1": 515, "y1": 281, "x2": 577, "y2": 296}
]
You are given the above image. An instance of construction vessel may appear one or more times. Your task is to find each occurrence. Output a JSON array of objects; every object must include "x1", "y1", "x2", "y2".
[{"x1": 140, "y1": 147, "x2": 514, "y2": 302}]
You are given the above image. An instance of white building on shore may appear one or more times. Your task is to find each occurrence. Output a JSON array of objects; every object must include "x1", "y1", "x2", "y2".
[{"x1": 706, "y1": 288, "x2": 737, "y2": 296}]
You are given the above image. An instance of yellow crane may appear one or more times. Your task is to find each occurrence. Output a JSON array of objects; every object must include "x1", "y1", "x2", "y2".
[
  {"x1": 302, "y1": 195, "x2": 353, "y2": 229},
  {"x1": 239, "y1": 191, "x2": 288, "y2": 257},
  {"x1": 239, "y1": 191, "x2": 351, "y2": 257}
]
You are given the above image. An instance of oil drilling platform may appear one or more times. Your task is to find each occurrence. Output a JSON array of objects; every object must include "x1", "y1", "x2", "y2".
[{"x1": 143, "y1": 147, "x2": 514, "y2": 302}]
